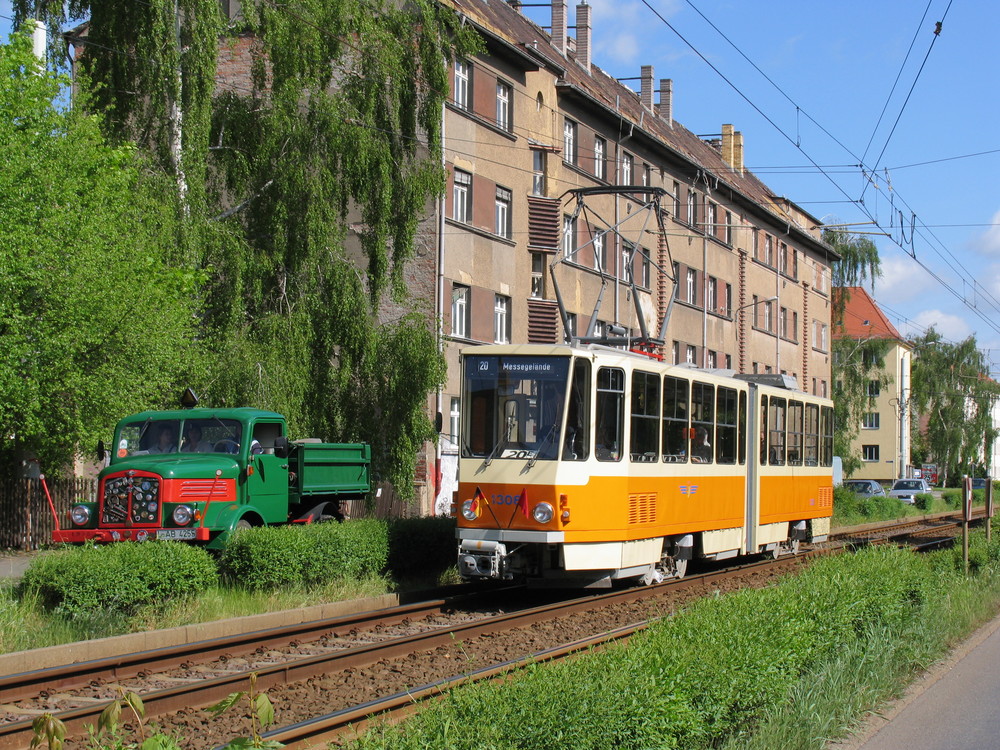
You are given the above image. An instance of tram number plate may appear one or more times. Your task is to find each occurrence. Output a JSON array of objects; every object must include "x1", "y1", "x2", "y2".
[
  {"x1": 157, "y1": 529, "x2": 197, "y2": 540},
  {"x1": 501, "y1": 449, "x2": 537, "y2": 459}
]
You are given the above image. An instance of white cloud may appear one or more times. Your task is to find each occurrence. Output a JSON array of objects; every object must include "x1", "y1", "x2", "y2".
[
  {"x1": 902, "y1": 309, "x2": 972, "y2": 342},
  {"x1": 971, "y1": 209, "x2": 1000, "y2": 256},
  {"x1": 871, "y1": 254, "x2": 935, "y2": 303}
]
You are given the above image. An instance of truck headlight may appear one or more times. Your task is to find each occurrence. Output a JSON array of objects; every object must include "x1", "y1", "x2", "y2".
[
  {"x1": 532, "y1": 502, "x2": 554, "y2": 524},
  {"x1": 461, "y1": 499, "x2": 478, "y2": 521},
  {"x1": 70, "y1": 505, "x2": 90, "y2": 526},
  {"x1": 172, "y1": 505, "x2": 194, "y2": 526}
]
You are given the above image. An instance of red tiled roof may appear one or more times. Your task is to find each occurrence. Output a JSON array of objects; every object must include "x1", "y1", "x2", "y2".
[{"x1": 833, "y1": 287, "x2": 903, "y2": 341}]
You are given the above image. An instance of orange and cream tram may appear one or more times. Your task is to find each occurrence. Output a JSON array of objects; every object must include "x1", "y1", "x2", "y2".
[{"x1": 455, "y1": 344, "x2": 834, "y2": 587}]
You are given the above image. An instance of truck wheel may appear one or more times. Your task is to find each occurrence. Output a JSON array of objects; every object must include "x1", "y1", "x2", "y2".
[{"x1": 236, "y1": 519, "x2": 253, "y2": 530}]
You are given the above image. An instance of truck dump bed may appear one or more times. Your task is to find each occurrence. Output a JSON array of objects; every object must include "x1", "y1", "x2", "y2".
[{"x1": 292, "y1": 442, "x2": 370, "y2": 496}]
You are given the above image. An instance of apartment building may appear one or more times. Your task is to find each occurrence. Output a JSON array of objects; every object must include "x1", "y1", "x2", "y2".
[
  {"x1": 434, "y1": 0, "x2": 838, "y2": 510},
  {"x1": 833, "y1": 287, "x2": 912, "y2": 482}
]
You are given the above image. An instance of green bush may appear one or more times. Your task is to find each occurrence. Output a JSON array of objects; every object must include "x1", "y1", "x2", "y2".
[
  {"x1": 913, "y1": 492, "x2": 934, "y2": 511},
  {"x1": 219, "y1": 520, "x2": 389, "y2": 590},
  {"x1": 940, "y1": 488, "x2": 962, "y2": 509},
  {"x1": 387, "y1": 516, "x2": 457, "y2": 580},
  {"x1": 18, "y1": 542, "x2": 218, "y2": 618}
]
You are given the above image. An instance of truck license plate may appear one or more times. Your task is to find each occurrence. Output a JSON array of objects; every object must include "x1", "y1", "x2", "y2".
[{"x1": 157, "y1": 529, "x2": 197, "y2": 540}]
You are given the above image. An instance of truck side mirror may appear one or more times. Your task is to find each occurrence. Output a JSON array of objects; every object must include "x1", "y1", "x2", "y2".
[
  {"x1": 274, "y1": 436, "x2": 289, "y2": 459},
  {"x1": 97, "y1": 440, "x2": 106, "y2": 462}
]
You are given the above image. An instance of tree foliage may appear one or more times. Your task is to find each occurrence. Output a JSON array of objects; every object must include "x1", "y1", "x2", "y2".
[
  {"x1": 13, "y1": 0, "x2": 480, "y2": 496},
  {"x1": 0, "y1": 31, "x2": 200, "y2": 472},
  {"x1": 909, "y1": 328, "x2": 999, "y2": 486},
  {"x1": 824, "y1": 228, "x2": 886, "y2": 476}
]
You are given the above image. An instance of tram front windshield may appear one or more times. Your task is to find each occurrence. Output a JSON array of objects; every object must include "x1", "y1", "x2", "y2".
[{"x1": 462, "y1": 355, "x2": 570, "y2": 460}]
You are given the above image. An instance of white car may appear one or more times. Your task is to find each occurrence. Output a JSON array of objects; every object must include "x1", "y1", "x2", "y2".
[{"x1": 888, "y1": 478, "x2": 931, "y2": 504}]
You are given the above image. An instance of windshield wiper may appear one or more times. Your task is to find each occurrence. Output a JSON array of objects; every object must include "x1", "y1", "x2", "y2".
[
  {"x1": 526, "y1": 425, "x2": 558, "y2": 469},
  {"x1": 482, "y1": 412, "x2": 517, "y2": 469}
]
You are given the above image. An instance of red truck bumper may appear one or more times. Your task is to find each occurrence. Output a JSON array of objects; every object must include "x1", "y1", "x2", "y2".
[{"x1": 53, "y1": 527, "x2": 211, "y2": 543}]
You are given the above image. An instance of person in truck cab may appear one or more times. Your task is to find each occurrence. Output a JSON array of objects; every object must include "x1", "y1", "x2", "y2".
[
  {"x1": 181, "y1": 424, "x2": 212, "y2": 453},
  {"x1": 148, "y1": 424, "x2": 177, "y2": 454}
]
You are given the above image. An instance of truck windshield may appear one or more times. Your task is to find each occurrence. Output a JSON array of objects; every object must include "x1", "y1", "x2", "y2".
[
  {"x1": 113, "y1": 418, "x2": 244, "y2": 460},
  {"x1": 461, "y1": 355, "x2": 570, "y2": 461}
]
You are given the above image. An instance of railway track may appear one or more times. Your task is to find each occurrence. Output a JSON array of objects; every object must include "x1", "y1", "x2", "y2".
[{"x1": 1, "y1": 512, "x2": 981, "y2": 749}]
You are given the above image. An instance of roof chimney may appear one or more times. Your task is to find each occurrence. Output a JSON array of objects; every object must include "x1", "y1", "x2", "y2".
[
  {"x1": 734, "y1": 131, "x2": 744, "y2": 175},
  {"x1": 551, "y1": 0, "x2": 568, "y2": 55},
  {"x1": 640, "y1": 65, "x2": 654, "y2": 112},
  {"x1": 658, "y1": 78, "x2": 673, "y2": 127},
  {"x1": 721, "y1": 124, "x2": 735, "y2": 166},
  {"x1": 575, "y1": 2, "x2": 591, "y2": 72}
]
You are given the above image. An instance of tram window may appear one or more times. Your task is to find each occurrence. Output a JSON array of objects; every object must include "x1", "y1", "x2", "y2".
[
  {"x1": 820, "y1": 405, "x2": 834, "y2": 466},
  {"x1": 738, "y1": 390, "x2": 747, "y2": 465},
  {"x1": 691, "y1": 382, "x2": 714, "y2": 463},
  {"x1": 787, "y1": 401, "x2": 803, "y2": 466},
  {"x1": 563, "y1": 358, "x2": 591, "y2": 461},
  {"x1": 662, "y1": 376, "x2": 689, "y2": 462},
  {"x1": 759, "y1": 396, "x2": 767, "y2": 465},
  {"x1": 804, "y1": 403, "x2": 819, "y2": 466},
  {"x1": 716, "y1": 387, "x2": 738, "y2": 464},
  {"x1": 768, "y1": 397, "x2": 786, "y2": 465},
  {"x1": 596, "y1": 367, "x2": 624, "y2": 461},
  {"x1": 630, "y1": 370, "x2": 661, "y2": 462}
]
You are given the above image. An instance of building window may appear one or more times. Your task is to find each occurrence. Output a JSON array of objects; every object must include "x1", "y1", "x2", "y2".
[
  {"x1": 640, "y1": 248, "x2": 651, "y2": 288},
  {"x1": 725, "y1": 353, "x2": 732, "y2": 369},
  {"x1": 532, "y1": 150, "x2": 547, "y2": 196},
  {"x1": 686, "y1": 268, "x2": 696, "y2": 304},
  {"x1": 495, "y1": 186, "x2": 511, "y2": 238},
  {"x1": 792, "y1": 249, "x2": 798, "y2": 279},
  {"x1": 862, "y1": 412, "x2": 880, "y2": 429},
  {"x1": 454, "y1": 59, "x2": 470, "y2": 110},
  {"x1": 764, "y1": 234, "x2": 774, "y2": 266},
  {"x1": 494, "y1": 294, "x2": 510, "y2": 344},
  {"x1": 672, "y1": 262, "x2": 680, "y2": 299},
  {"x1": 593, "y1": 231, "x2": 606, "y2": 272},
  {"x1": 642, "y1": 163, "x2": 651, "y2": 187},
  {"x1": 780, "y1": 242, "x2": 789, "y2": 275},
  {"x1": 531, "y1": 252, "x2": 545, "y2": 298},
  {"x1": 707, "y1": 350, "x2": 716, "y2": 368},
  {"x1": 451, "y1": 284, "x2": 469, "y2": 338},
  {"x1": 687, "y1": 189, "x2": 696, "y2": 224},
  {"x1": 453, "y1": 169, "x2": 471, "y2": 223},
  {"x1": 496, "y1": 80, "x2": 512, "y2": 131},
  {"x1": 594, "y1": 137, "x2": 606, "y2": 180},
  {"x1": 780, "y1": 307, "x2": 788, "y2": 338},
  {"x1": 672, "y1": 181, "x2": 681, "y2": 217},
  {"x1": 792, "y1": 311, "x2": 799, "y2": 342},
  {"x1": 751, "y1": 294, "x2": 759, "y2": 327},
  {"x1": 562, "y1": 214, "x2": 576, "y2": 256},
  {"x1": 868, "y1": 380, "x2": 881, "y2": 397},
  {"x1": 752, "y1": 229, "x2": 760, "y2": 260},
  {"x1": 621, "y1": 152, "x2": 633, "y2": 185},
  {"x1": 563, "y1": 118, "x2": 577, "y2": 165},
  {"x1": 671, "y1": 341, "x2": 679, "y2": 365},
  {"x1": 725, "y1": 211, "x2": 733, "y2": 245},
  {"x1": 707, "y1": 276, "x2": 717, "y2": 313},
  {"x1": 706, "y1": 201, "x2": 716, "y2": 233},
  {"x1": 725, "y1": 283, "x2": 733, "y2": 318},
  {"x1": 763, "y1": 300, "x2": 773, "y2": 332},
  {"x1": 862, "y1": 445, "x2": 879, "y2": 462},
  {"x1": 686, "y1": 345, "x2": 696, "y2": 364},
  {"x1": 449, "y1": 397, "x2": 460, "y2": 443}
]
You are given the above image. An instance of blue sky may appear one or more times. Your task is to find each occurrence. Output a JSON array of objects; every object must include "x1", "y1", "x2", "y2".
[{"x1": 3, "y1": 0, "x2": 1000, "y2": 372}]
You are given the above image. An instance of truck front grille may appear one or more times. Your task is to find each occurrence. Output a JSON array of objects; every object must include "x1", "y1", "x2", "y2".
[{"x1": 102, "y1": 475, "x2": 161, "y2": 526}]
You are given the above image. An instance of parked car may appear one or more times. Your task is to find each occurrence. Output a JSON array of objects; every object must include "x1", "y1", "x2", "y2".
[
  {"x1": 888, "y1": 478, "x2": 931, "y2": 504},
  {"x1": 843, "y1": 479, "x2": 886, "y2": 498}
]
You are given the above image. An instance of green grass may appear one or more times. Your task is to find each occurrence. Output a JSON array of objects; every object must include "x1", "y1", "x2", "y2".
[{"x1": 347, "y1": 535, "x2": 1000, "y2": 750}]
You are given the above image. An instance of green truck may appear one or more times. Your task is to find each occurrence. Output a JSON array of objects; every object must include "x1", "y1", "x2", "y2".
[{"x1": 54, "y1": 406, "x2": 370, "y2": 549}]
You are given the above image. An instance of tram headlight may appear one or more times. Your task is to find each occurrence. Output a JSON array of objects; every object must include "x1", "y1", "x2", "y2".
[
  {"x1": 172, "y1": 505, "x2": 194, "y2": 526},
  {"x1": 461, "y1": 499, "x2": 479, "y2": 521},
  {"x1": 532, "y1": 502, "x2": 554, "y2": 524},
  {"x1": 70, "y1": 504, "x2": 91, "y2": 526}
]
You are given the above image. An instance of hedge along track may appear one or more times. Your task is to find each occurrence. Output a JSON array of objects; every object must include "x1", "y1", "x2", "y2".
[{"x1": 0, "y1": 512, "x2": 981, "y2": 749}]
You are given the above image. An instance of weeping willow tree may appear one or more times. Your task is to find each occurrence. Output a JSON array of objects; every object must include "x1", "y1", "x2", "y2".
[
  {"x1": 824, "y1": 228, "x2": 887, "y2": 477},
  {"x1": 910, "y1": 329, "x2": 1000, "y2": 486},
  {"x1": 17, "y1": 0, "x2": 480, "y2": 497}
]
